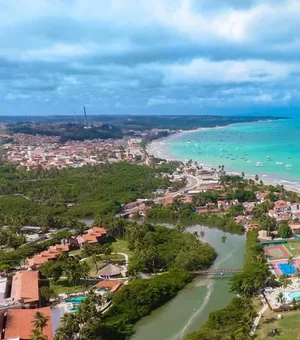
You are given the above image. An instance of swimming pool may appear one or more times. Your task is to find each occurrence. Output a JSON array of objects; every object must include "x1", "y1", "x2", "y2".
[
  {"x1": 65, "y1": 296, "x2": 86, "y2": 313},
  {"x1": 65, "y1": 296, "x2": 86, "y2": 304},
  {"x1": 283, "y1": 291, "x2": 300, "y2": 302},
  {"x1": 278, "y1": 263, "x2": 296, "y2": 275}
]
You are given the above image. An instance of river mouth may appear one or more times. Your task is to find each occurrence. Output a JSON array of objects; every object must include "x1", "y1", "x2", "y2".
[{"x1": 132, "y1": 224, "x2": 246, "y2": 340}]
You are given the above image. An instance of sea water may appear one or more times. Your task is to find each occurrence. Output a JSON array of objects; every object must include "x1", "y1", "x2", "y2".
[{"x1": 151, "y1": 116, "x2": 300, "y2": 187}]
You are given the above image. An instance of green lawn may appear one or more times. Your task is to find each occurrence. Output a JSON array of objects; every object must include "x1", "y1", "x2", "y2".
[
  {"x1": 284, "y1": 242, "x2": 300, "y2": 257},
  {"x1": 257, "y1": 309, "x2": 300, "y2": 339},
  {"x1": 112, "y1": 239, "x2": 133, "y2": 258},
  {"x1": 50, "y1": 279, "x2": 92, "y2": 295}
]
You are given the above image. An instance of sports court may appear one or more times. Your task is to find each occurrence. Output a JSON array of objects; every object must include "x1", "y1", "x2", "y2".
[{"x1": 263, "y1": 244, "x2": 292, "y2": 260}]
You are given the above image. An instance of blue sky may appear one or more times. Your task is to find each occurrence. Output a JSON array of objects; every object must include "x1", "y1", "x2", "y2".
[{"x1": 1, "y1": 0, "x2": 300, "y2": 115}]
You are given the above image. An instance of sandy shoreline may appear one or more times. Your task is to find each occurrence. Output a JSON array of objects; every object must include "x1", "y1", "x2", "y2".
[{"x1": 147, "y1": 126, "x2": 300, "y2": 194}]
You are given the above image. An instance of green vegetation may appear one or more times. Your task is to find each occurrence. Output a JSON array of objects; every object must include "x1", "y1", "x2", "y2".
[
  {"x1": 0, "y1": 162, "x2": 176, "y2": 220},
  {"x1": 185, "y1": 231, "x2": 267, "y2": 340},
  {"x1": 230, "y1": 231, "x2": 269, "y2": 297},
  {"x1": 277, "y1": 222, "x2": 292, "y2": 238},
  {"x1": 96, "y1": 269, "x2": 193, "y2": 339},
  {"x1": 256, "y1": 310, "x2": 300, "y2": 340},
  {"x1": 122, "y1": 221, "x2": 217, "y2": 274},
  {"x1": 50, "y1": 279, "x2": 91, "y2": 295},
  {"x1": 185, "y1": 298, "x2": 256, "y2": 340},
  {"x1": 54, "y1": 218, "x2": 215, "y2": 339},
  {"x1": 0, "y1": 231, "x2": 71, "y2": 269}
]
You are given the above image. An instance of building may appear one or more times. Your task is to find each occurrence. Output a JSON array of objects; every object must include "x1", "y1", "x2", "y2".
[
  {"x1": 11, "y1": 271, "x2": 40, "y2": 308},
  {"x1": 95, "y1": 280, "x2": 123, "y2": 294},
  {"x1": 77, "y1": 227, "x2": 107, "y2": 247},
  {"x1": 2, "y1": 307, "x2": 53, "y2": 339},
  {"x1": 274, "y1": 200, "x2": 290, "y2": 213},
  {"x1": 98, "y1": 264, "x2": 124, "y2": 279},
  {"x1": 27, "y1": 244, "x2": 70, "y2": 269}
]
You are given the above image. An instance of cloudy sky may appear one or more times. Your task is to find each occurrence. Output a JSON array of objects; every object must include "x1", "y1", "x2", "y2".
[{"x1": 1, "y1": 0, "x2": 300, "y2": 115}]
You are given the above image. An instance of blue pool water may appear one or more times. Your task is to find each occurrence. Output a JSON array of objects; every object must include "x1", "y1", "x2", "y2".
[
  {"x1": 65, "y1": 296, "x2": 86, "y2": 304},
  {"x1": 288, "y1": 291, "x2": 300, "y2": 299},
  {"x1": 278, "y1": 263, "x2": 296, "y2": 275}
]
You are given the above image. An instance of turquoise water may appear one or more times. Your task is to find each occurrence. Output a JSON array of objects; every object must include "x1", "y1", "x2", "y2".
[
  {"x1": 154, "y1": 117, "x2": 300, "y2": 187},
  {"x1": 65, "y1": 296, "x2": 86, "y2": 304},
  {"x1": 288, "y1": 291, "x2": 300, "y2": 299}
]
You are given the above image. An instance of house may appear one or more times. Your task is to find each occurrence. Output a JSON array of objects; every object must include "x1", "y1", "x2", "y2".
[
  {"x1": 27, "y1": 243, "x2": 70, "y2": 269},
  {"x1": 243, "y1": 202, "x2": 256, "y2": 214},
  {"x1": 77, "y1": 227, "x2": 107, "y2": 247},
  {"x1": 2, "y1": 307, "x2": 53, "y2": 339},
  {"x1": 274, "y1": 200, "x2": 290, "y2": 213},
  {"x1": 98, "y1": 264, "x2": 125, "y2": 279},
  {"x1": 256, "y1": 191, "x2": 270, "y2": 203},
  {"x1": 11, "y1": 271, "x2": 40, "y2": 308},
  {"x1": 95, "y1": 280, "x2": 123, "y2": 294}
]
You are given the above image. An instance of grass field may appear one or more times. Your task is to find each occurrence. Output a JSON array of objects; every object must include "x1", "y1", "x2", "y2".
[
  {"x1": 257, "y1": 309, "x2": 300, "y2": 340},
  {"x1": 112, "y1": 239, "x2": 133, "y2": 258},
  {"x1": 50, "y1": 279, "x2": 92, "y2": 295}
]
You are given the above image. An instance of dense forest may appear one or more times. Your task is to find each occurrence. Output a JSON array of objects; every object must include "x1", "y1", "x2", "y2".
[{"x1": 0, "y1": 162, "x2": 177, "y2": 222}]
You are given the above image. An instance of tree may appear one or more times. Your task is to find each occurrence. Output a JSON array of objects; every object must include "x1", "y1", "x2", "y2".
[
  {"x1": 276, "y1": 291, "x2": 286, "y2": 308},
  {"x1": 278, "y1": 223, "x2": 292, "y2": 238},
  {"x1": 30, "y1": 328, "x2": 48, "y2": 340},
  {"x1": 32, "y1": 311, "x2": 50, "y2": 333},
  {"x1": 40, "y1": 286, "x2": 56, "y2": 302}
]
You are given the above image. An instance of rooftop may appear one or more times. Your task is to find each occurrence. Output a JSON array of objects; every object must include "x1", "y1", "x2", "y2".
[
  {"x1": 4, "y1": 307, "x2": 53, "y2": 340},
  {"x1": 11, "y1": 271, "x2": 39, "y2": 304}
]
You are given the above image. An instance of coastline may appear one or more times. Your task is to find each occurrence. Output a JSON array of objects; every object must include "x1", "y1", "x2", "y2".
[{"x1": 146, "y1": 121, "x2": 300, "y2": 194}]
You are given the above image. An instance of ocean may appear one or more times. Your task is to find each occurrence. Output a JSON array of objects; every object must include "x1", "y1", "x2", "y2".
[{"x1": 148, "y1": 116, "x2": 300, "y2": 190}]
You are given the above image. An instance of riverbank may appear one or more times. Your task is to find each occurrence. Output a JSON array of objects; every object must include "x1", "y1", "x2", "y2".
[{"x1": 147, "y1": 118, "x2": 300, "y2": 193}]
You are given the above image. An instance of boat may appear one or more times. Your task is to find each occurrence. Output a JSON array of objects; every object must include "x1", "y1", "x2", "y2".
[
  {"x1": 276, "y1": 162, "x2": 283, "y2": 165},
  {"x1": 256, "y1": 162, "x2": 263, "y2": 167},
  {"x1": 286, "y1": 164, "x2": 292, "y2": 169}
]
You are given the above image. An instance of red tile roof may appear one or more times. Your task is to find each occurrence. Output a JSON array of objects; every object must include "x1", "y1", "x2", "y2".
[
  {"x1": 11, "y1": 271, "x2": 39, "y2": 304},
  {"x1": 4, "y1": 307, "x2": 53, "y2": 340},
  {"x1": 96, "y1": 280, "x2": 123, "y2": 292}
]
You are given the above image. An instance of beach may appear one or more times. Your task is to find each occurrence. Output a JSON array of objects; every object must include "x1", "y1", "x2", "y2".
[{"x1": 147, "y1": 117, "x2": 300, "y2": 193}]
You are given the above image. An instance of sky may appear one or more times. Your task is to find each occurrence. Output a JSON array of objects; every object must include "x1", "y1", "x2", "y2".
[{"x1": 1, "y1": 0, "x2": 300, "y2": 116}]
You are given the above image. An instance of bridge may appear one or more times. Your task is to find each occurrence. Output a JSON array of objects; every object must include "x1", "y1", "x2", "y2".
[{"x1": 194, "y1": 268, "x2": 242, "y2": 276}]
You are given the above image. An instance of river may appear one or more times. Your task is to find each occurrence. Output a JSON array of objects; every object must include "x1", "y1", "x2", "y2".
[{"x1": 132, "y1": 224, "x2": 246, "y2": 340}]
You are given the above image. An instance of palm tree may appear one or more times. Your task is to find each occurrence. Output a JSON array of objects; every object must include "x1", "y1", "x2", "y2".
[
  {"x1": 276, "y1": 291, "x2": 286, "y2": 308},
  {"x1": 29, "y1": 329, "x2": 48, "y2": 340},
  {"x1": 288, "y1": 256, "x2": 295, "y2": 266},
  {"x1": 32, "y1": 312, "x2": 50, "y2": 334}
]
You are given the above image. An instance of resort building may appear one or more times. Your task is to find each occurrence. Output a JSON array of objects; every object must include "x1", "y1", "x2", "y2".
[
  {"x1": 27, "y1": 244, "x2": 70, "y2": 269},
  {"x1": 98, "y1": 264, "x2": 125, "y2": 279},
  {"x1": 96, "y1": 280, "x2": 123, "y2": 294},
  {"x1": 1, "y1": 306, "x2": 53, "y2": 339},
  {"x1": 77, "y1": 227, "x2": 107, "y2": 247},
  {"x1": 10, "y1": 271, "x2": 40, "y2": 308}
]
